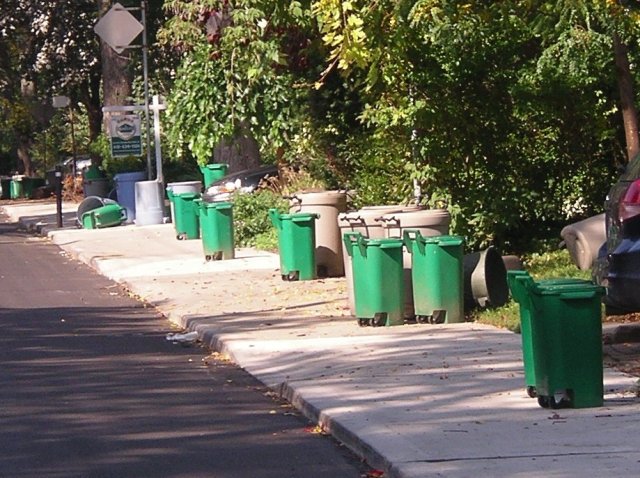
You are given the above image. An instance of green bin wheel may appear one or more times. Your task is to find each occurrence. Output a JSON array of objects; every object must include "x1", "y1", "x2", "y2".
[
  {"x1": 416, "y1": 315, "x2": 430, "y2": 324},
  {"x1": 431, "y1": 310, "x2": 446, "y2": 324},
  {"x1": 358, "y1": 318, "x2": 372, "y2": 327},
  {"x1": 526, "y1": 386, "x2": 537, "y2": 398},
  {"x1": 206, "y1": 252, "x2": 223, "y2": 262},
  {"x1": 537, "y1": 395, "x2": 551, "y2": 408},
  {"x1": 177, "y1": 233, "x2": 187, "y2": 240},
  {"x1": 372, "y1": 313, "x2": 387, "y2": 327},
  {"x1": 281, "y1": 271, "x2": 300, "y2": 282}
]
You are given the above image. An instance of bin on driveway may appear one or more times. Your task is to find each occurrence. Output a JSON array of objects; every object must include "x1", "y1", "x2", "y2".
[
  {"x1": 196, "y1": 199, "x2": 235, "y2": 260},
  {"x1": 508, "y1": 271, "x2": 596, "y2": 400},
  {"x1": 509, "y1": 271, "x2": 605, "y2": 409},
  {"x1": 169, "y1": 191, "x2": 201, "y2": 240},
  {"x1": 269, "y1": 209, "x2": 318, "y2": 281},
  {"x1": 343, "y1": 232, "x2": 404, "y2": 326},
  {"x1": 404, "y1": 231, "x2": 464, "y2": 324}
]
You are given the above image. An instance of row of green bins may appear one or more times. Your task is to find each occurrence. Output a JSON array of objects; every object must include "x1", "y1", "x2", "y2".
[
  {"x1": 195, "y1": 199, "x2": 235, "y2": 261},
  {"x1": 81, "y1": 204, "x2": 127, "y2": 229},
  {"x1": 343, "y1": 232, "x2": 405, "y2": 326},
  {"x1": 167, "y1": 190, "x2": 201, "y2": 240},
  {"x1": 200, "y1": 163, "x2": 229, "y2": 188},
  {"x1": 404, "y1": 230, "x2": 465, "y2": 324},
  {"x1": 269, "y1": 209, "x2": 319, "y2": 281},
  {"x1": 507, "y1": 270, "x2": 605, "y2": 409}
]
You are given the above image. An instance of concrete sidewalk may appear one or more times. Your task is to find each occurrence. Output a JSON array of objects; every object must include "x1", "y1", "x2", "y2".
[{"x1": 3, "y1": 199, "x2": 640, "y2": 478}]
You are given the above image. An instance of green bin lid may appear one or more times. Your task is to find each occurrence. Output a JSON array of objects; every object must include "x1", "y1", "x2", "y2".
[
  {"x1": 175, "y1": 192, "x2": 201, "y2": 199},
  {"x1": 361, "y1": 237, "x2": 404, "y2": 248},
  {"x1": 203, "y1": 200, "x2": 233, "y2": 209},
  {"x1": 278, "y1": 212, "x2": 319, "y2": 221},
  {"x1": 531, "y1": 280, "x2": 604, "y2": 297},
  {"x1": 423, "y1": 235, "x2": 464, "y2": 246}
]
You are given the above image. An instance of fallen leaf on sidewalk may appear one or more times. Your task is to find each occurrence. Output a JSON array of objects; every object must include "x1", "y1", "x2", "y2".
[{"x1": 304, "y1": 425, "x2": 328, "y2": 435}]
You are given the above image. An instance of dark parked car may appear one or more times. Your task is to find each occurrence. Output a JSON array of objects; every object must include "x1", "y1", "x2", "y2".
[{"x1": 594, "y1": 153, "x2": 640, "y2": 313}]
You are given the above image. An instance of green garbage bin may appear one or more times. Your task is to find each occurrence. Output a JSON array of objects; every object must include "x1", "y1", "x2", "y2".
[
  {"x1": 196, "y1": 199, "x2": 235, "y2": 261},
  {"x1": 507, "y1": 271, "x2": 592, "y2": 399},
  {"x1": 81, "y1": 204, "x2": 127, "y2": 229},
  {"x1": 169, "y1": 191, "x2": 201, "y2": 240},
  {"x1": 200, "y1": 163, "x2": 229, "y2": 188},
  {"x1": 404, "y1": 230, "x2": 464, "y2": 324},
  {"x1": 10, "y1": 177, "x2": 23, "y2": 199},
  {"x1": 343, "y1": 232, "x2": 404, "y2": 327},
  {"x1": 269, "y1": 208, "x2": 318, "y2": 281},
  {"x1": 521, "y1": 278, "x2": 605, "y2": 409}
]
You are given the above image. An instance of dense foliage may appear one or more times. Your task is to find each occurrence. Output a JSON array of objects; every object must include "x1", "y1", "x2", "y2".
[{"x1": 3, "y1": 1, "x2": 640, "y2": 255}]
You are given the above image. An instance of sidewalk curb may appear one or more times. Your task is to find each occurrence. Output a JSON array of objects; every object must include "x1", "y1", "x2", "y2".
[{"x1": 603, "y1": 322, "x2": 640, "y2": 345}]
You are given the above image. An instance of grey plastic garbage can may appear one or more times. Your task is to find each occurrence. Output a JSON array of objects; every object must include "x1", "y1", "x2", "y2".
[
  {"x1": 289, "y1": 191, "x2": 348, "y2": 277},
  {"x1": 379, "y1": 208, "x2": 451, "y2": 319},
  {"x1": 114, "y1": 171, "x2": 147, "y2": 222}
]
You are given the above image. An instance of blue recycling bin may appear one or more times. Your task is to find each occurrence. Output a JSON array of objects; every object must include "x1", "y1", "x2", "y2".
[{"x1": 113, "y1": 171, "x2": 146, "y2": 222}]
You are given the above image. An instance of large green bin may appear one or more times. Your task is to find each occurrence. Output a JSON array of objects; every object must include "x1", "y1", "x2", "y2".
[
  {"x1": 168, "y1": 191, "x2": 201, "y2": 240},
  {"x1": 81, "y1": 204, "x2": 126, "y2": 229},
  {"x1": 343, "y1": 232, "x2": 404, "y2": 326},
  {"x1": 520, "y1": 277, "x2": 605, "y2": 409},
  {"x1": 508, "y1": 271, "x2": 594, "y2": 399},
  {"x1": 269, "y1": 209, "x2": 318, "y2": 281},
  {"x1": 404, "y1": 230, "x2": 464, "y2": 324},
  {"x1": 196, "y1": 199, "x2": 235, "y2": 260},
  {"x1": 200, "y1": 163, "x2": 229, "y2": 188}
]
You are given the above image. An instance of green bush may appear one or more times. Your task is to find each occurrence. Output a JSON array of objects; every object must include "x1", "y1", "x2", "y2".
[{"x1": 232, "y1": 189, "x2": 288, "y2": 249}]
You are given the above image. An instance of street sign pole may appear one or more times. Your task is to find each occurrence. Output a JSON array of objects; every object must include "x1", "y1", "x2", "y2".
[{"x1": 141, "y1": 0, "x2": 152, "y2": 180}]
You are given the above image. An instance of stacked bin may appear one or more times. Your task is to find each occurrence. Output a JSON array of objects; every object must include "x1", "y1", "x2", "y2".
[
  {"x1": 269, "y1": 209, "x2": 319, "y2": 281},
  {"x1": 507, "y1": 271, "x2": 605, "y2": 409},
  {"x1": 168, "y1": 191, "x2": 201, "y2": 240},
  {"x1": 343, "y1": 232, "x2": 404, "y2": 326},
  {"x1": 404, "y1": 230, "x2": 464, "y2": 324},
  {"x1": 196, "y1": 198, "x2": 235, "y2": 261}
]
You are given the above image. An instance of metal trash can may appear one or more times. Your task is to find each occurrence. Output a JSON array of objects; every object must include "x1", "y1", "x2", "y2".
[
  {"x1": 343, "y1": 232, "x2": 404, "y2": 326},
  {"x1": 513, "y1": 273, "x2": 605, "y2": 409},
  {"x1": 196, "y1": 198, "x2": 235, "y2": 261},
  {"x1": 269, "y1": 209, "x2": 319, "y2": 281},
  {"x1": 338, "y1": 206, "x2": 406, "y2": 315},
  {"x1": 290, "y1": 191, "x2": 348, "y2": 277},
  {"x1": 379, "y1": 208, "x2": 451, "y2": 319},
  {"x1": 200, "y1": 163, "x2": 229, "y2": 188},
  {"x1": 404, "y1": 230, "x2": 464, "y2": 324},
  {"x1": 170, "y1": 191, "x2": 201, "y2": 240}
]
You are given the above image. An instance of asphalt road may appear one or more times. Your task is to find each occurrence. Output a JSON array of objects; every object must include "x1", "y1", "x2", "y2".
[{"x1": 0, "y1": 219, "x2": 367, "y2": 478}]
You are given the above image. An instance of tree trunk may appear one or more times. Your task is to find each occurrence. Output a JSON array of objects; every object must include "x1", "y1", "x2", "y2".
[
  {"x1": 16, "y1": 137, "x2": 34, "y2": 176},
  {"x1": 613, "y1": 33, "x2": 640, "y2": 163},
  {"x1": 98, "y1": 0, "x2": 134, "y2": 135}
]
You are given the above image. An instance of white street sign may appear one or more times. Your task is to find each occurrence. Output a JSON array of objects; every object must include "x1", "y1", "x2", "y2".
[{"x1": 94, "y1": 2, "x2": 143, "y2": 54}]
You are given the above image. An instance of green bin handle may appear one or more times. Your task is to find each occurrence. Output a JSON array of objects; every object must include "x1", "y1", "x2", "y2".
[
  {"x1": 402, "y1": 229, "x2": 425, "y2": 254},
  {"x1": 292, "y1": 212, "x2": 320, "y2": 222},
  {"x1": 342, "y1": 232, "x2": 363, "y2": 257},
  {"x1": 268, "y1": 208, "x2": 281, "y2": 229}
]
